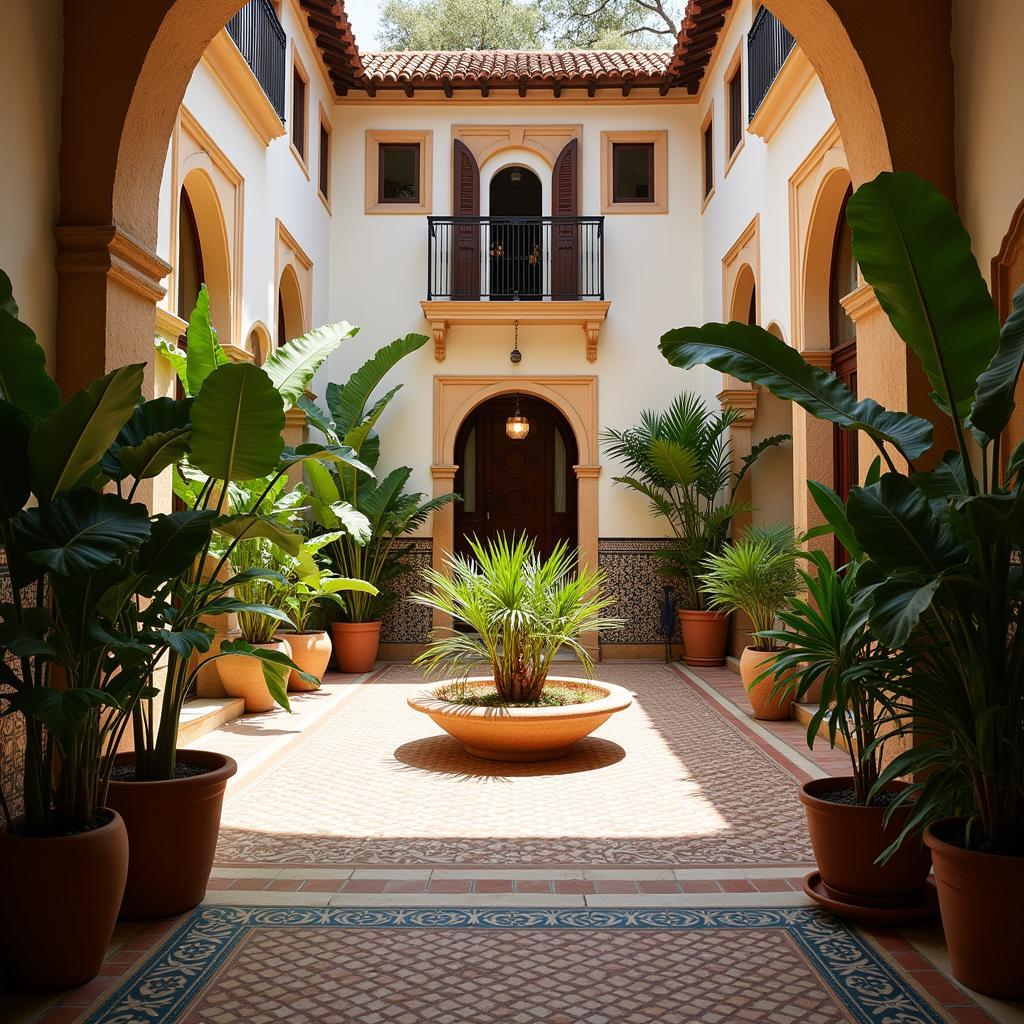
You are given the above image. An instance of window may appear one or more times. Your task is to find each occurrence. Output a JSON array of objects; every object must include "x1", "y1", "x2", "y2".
[
  {"x1": 601, "y1": 131, "x2": 668, "y2": 214},
  {"x1": 611, "y1": 143, "x2": 654, "y2": 203},
  {"x1": 702, "y1": 119, "x2": 714, "y2": 200},
  {"x1": 318, "y1": 115, "x2": 331, "y2": 205},
  {"x1": 176, "y1": 186, "x2": 204, "y2": 319},
  {"x1": 378, "y1": 143, "x2": 420, "y2": 204},
  {"x1": 291, "y1": 61, "x2": 307, "y2": 163},
  {"x1": 727, "y1": 64, "x2": 743, "y2": 157}
]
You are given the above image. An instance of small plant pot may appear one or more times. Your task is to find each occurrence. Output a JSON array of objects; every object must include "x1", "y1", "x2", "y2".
[
  {"x1": 677, "y1": 609, "x2": 729, "y2": 667},
  {"x1": 925, "y1": 818, "x2": 1024, "y2": 999},
  {"x1": 331, "y1": 620, "x2": 381, "y2": 674},
  {"x1": 407, "y1": 676, "x2": 633, "y2": 761},
  {"x1": 800, "y1": 778, "x2": 932, "y2": 909},
  {"x1": 0, "y1": 809, "x2": 128, "y2": 992},
  {"x1": 740, "y1": 647, "x2": 794, "y2": 720},
  {"x1": 283, "y1": 630, "x2": 331, "y2": 691},
  {"x1": 219, "y1": 638, "x2": 291, "y2": 713},
  {"x1": 107, "y1": 750, "x2": 237, "y2": 920}
]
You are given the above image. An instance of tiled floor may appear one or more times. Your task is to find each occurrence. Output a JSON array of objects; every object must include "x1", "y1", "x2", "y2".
[{"x1": 4, "y1": 659, "x2": 1021, "y2": 1024}]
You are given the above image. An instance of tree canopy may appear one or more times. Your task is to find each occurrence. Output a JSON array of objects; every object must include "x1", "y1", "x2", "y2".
[{"x1": 377, "y1": 0, "x2": 683, "y2": 51}]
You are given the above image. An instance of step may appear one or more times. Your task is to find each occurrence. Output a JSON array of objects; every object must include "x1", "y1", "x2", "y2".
[
  {"x1": 793, "y1": 701, "x2": 852, "y2": 752},
  {"x1": 177, "y1": 697, "x2": 245, "y2": 746}
]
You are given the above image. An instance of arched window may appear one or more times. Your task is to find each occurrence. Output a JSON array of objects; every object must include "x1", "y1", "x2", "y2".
[
  {"x1": 176, "y1": 186, "x2": 204, "y2": 320},
  {"x1": 830, "y1": 187, "x2": 857, "y2": 348},
  {"x1": 176, "y1": 170, "x2": 232, "y2": 340},
  {"x1": 277, "y1": 265, "x2": 304, "y2": 348}
]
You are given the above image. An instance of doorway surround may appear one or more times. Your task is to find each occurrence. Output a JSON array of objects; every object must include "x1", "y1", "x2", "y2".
[{"x1": 431, "y1": 374, "x2": 600, "y2": 658}]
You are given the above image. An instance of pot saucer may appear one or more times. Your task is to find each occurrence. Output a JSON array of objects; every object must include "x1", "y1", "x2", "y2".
[{"x1": 803, "y1": 871, "x2": 940, "y2": 926}]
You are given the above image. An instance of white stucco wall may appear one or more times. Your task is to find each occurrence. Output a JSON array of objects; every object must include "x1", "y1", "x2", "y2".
[
  {"x1": 953, "y1": 0, "x2": 1024, "y2": 280},
  {"x1": 0, "y1": 0, "x2": 62, "y2": 360}
]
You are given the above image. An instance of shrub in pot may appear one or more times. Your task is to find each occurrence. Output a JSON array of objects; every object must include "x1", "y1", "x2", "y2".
[
  {"x1": 408, "y1": 535, "x2": 627, "y2": 761},
  {"x1": 699, "y1": 525, "x2": 799, "y2": 720},
  {"x1": 661, "y1": 172, "x2": 1024, "y2": 996},
  {"x1": 602, "y1": 393, "x2": 787, "y2": 666},
  {"x1": 301, "y1": 333, "x2": 456, "y2": 673}
]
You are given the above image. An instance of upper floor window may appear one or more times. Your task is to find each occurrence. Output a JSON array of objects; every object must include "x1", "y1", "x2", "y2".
[
  {"x1": 318, "y1": 111, "x2": 331, "y2": 206},
  {"x1": 291, "y1": 59, "x2": 308, "y2": 165},
  {"x1": 612, "y1": 143, "x2": 654, "y2": 203},
  {"x1": 379, "y1": 143, "x2": 420, "y2": 204},
  {"x1": 727, "y1": 61, "x2": 743, "y2": 157},
  {"x1": 601, "y1": 131, "x2": 668, "y2": 214},
  {"x1": 702, "y1": 117, "x2": 714, "y2": 201},
  {"x1": 365, "y1": 130, "x2": 432, "y2": 214}
]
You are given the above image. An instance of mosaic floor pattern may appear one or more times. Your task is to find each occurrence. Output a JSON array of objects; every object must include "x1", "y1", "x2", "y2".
[
  {"x1": 81, "y1": 906, "x2": 949, "y2": 1024},
  {"x1": 214, "y1": 663, "x2": 815, "y2": 866}
]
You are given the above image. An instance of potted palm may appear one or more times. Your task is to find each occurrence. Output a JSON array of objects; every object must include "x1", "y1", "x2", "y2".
[
  {"x1": 602, "y1": 393, "x2": 786, "y2": 666},
  {"x1": 699, "y1": 525, "x2": 799, "y2": 719},
  {"x1": 408, "y1": 535, "x2": 627, "y2": 761},
  {"x1": 661, "y1": 171, "x2": 1024, "y2": 997},
  {"x1": 301, "y1": 333, "x2": 457, "y2": 672}
]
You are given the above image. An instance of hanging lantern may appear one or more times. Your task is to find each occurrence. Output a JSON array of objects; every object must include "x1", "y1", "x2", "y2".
[{"x1": 506, "y1": 392, "x2": 530, "y2": 441}]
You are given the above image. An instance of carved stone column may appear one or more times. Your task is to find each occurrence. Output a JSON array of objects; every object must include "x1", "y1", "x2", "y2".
[
  {"x1": 574, "y1": 464, "x2": 602, "y2": 662},
  {"x1": 429, "y1": 464, "x2": 458, "y2": 631}
]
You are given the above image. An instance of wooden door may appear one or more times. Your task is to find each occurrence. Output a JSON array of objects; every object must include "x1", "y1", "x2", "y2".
[
  {"x1": 452, "y1": 139, "x2": 480, "y2": 299},
  {"x1": 453, "y1": 395, "x2": 578, "y2": 561},
  {"x1": 551, "y1": 139, "x2": 579, "y2": 301}
]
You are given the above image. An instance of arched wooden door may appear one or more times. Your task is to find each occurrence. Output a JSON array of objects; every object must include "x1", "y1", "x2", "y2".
[{"x1": 453, "y1": 394, "x2": 578, "y2": 560}]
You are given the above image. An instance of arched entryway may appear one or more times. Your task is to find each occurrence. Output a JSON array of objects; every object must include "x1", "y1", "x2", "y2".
[
  {"x1": 453, "y1": 393, "x2": 578, "y2": 561},
  {"x1": 488, "y1": 165, "x2": 542, "y2": 300}
]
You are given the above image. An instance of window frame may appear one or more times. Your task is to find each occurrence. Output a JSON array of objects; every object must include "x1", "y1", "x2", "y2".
[
  {"x1": 611, "y1": 142, "x2": 655, "y2": 205},
  {"x1": 700, "y1": 105, "x2": 715, "y2": 208},
  {"x1": 377, "y1": 142, "x2": 422, "y2": 205},
  {"x1": 290, "y1": 47, "x2": 309, "y2": 175},
  {"x1": 364, "y1": 130, "x2": 433, "y2": 215},
  {"x1": 317, "y1": 103, "x2": 332, "y2": 210},
  {"x1": 600, "y1": 130, "x2": 668, "y2": 215},
  {"x1": 724, "y1": 43, "x2": 745, "y2": 174}
]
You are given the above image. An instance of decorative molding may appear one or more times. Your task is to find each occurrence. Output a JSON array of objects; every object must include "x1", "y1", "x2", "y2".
[
  {"x1": 839, "y1": 282, "x2": 881, "y2": 323},
  {"x1": 453, "y1": 124, "x2": 581, "y2": 170},
  {"x1": 337, "y1": 89, "x2": 696, "y2": 107},
  {"x1": 365, "y1": 130, "x2": 433, "y2": 214},
  {"x1": 54, "y1": 225, "x2": 170, "y2": 303},
  {"x1": 718, "y1": 387, "x2": 759, "y2": 426},
  {"x1": 747, "y1": 47, "x2": 816, "y2": 144},
  {"x1": 222, "y1": 343, "x2": 255, "y2": 364},
  {"x1": 275, "y1": 218, "x2": 314, "y2": 347},
  {"x1": 420, "y1": 300, "x2": 611, "y2": 363},
  {"x1": 202, "y1": 30, "x2": 286, "y2": 147},
  {"x1": 155, "y1": 306, "x2": 187, "y2": 342},
  {"x1": 600, "y1": 130, "x2": 668, "y2": 214},
  {"x1": 799, "y1": 349, "x2": 833, "y2": 369}
]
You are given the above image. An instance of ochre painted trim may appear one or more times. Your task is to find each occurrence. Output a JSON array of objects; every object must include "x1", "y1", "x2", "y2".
[
  {"x1": 600, "y1": 130, "x2": 668, "y2": 215},
  {"x1": 452, "y1": 124, "x2": 581, "y2": 171},
  {"x1": 290, "y1": 41, "x2": 311, "y2": 179},
  {"x1": 420, "y1": 300, "x2": 611, "y2": 363},
  {"x1": 365, "y1": 130, "x2": 433, "y2": 215},
  {"x1": 202, "y1": 30, "x2": 286, "y2": 147},
  {"x1": 747, "y1": 47, "x2": 816, "y2": 144},
  {"x1": 839, "y1": 282, "x2": 880, "y2": 324},
  {"x1": 335, "y1": 88, "x2": 697, "y2": 107},
  {"x1": 55, "y1": 225, "x2": 170, "y2": 304}
]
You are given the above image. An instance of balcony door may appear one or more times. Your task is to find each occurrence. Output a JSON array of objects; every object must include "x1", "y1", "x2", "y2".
[
  {"x1": 489, "y1": 166, "x2": 542, "y2": 300},
  {"x1": 453, "y1": 394, "x2": 578, "y2": 562}
]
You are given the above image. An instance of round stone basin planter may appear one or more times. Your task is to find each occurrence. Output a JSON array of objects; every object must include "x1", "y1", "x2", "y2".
[{"x1": 407, "y1": 676, "x2": 633, "y2": 762}]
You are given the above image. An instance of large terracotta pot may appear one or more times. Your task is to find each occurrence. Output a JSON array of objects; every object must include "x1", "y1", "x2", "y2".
[
  {"x1": 282, "y1": 630, "x2": 331, "y2": 691},
  {"x1": 331, "y1": 620, "x2": 381, "y2": 673},
  {"x1": 219, "y1": 638, "x2": 291, "y2": 712},
  {"x1": 800, "y1": 778, "x2": 932, "y2": 902},
  {"x1": 108, "y1": 750, "x2": 237, "y2": 921},
  {"x1": 677, "y1": 609, "x2": 729, "y2": 667},
  {"x1": 740, "y1": 647, "x2": 794, "y2": 720},
  {"x1": 408, "y1": 676, "x2": 633, "y2": 762},
  {"x1": 0, "y1": 809, "x2": 128, "y2": 992},
  {"x1": 925, "y1": 818, "x2": 1024, "y2": 999}
]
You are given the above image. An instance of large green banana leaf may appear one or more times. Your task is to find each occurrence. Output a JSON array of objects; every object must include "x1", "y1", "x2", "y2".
[
  {"x1": 263, "y1": 321, "x2": 357, "y2": 407},
  {"x1": 185, "y1": 286, "x2": 227, "y2": 396},
  {"x1": 0, "y1": 399, "x2": 30, "y2": 518},
  {"x1": 968, "y1": 283, "x2": 1024, "y2": 443},
  {"x1": 660, "y1": 321, "x2": 933, "y2": 460},
  {"x1": 847, "y1": 173, "x2": 1000, "y2": 421},
  {"x1": 101, "y1": 397, "x2": 192, "y2": 481},
  {"x1": 0, "y1": 308, "x2": 61, "y2": 424}
]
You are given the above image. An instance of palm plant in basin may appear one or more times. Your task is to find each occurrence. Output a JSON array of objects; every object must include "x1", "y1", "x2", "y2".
[{"x1": 407, "y1": 535, "x2": 627, "y2": 761}]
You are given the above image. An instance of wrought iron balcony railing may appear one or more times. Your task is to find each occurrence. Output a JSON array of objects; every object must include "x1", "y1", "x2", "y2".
[
  {"x1": 226, "y1": 0, "x2": 287, "y2": 122},
  {"x1": 747, "y1": 5, "x2": 796, "y2": 119},
  {"x1": 427, "y1": 216, "x2": 605, "y2": 302}
]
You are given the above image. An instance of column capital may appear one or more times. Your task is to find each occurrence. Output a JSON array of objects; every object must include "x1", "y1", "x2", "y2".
[
  {"x1": 799, "y1": 348, "x2": 833, "y2": 370},
  {"x1": 573, "y1": 464, "x2": 601, "y2": 480},
  {"x1": 55, "y1": 224, "x2": 170, "y2": 304},
  {"x1": 431, "y1": 463, "x2": 458, "y2": 481},
  {"x1": 718, "y1": 387, "x2": 759, "y2": 426}
]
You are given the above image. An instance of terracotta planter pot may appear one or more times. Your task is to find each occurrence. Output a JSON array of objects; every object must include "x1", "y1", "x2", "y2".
[
  {"x1": 408, "y1": 676, "x2": 633, "y2": 762},
  {"x1": 0, "y1": 809, "x2": 128, "y2": 992},
  {"x1": 107, "y1": 750, "x2": 237, "y2": 921},
  {"x1": 800, "y1": 778, "x2": 932, "y2": 902},
  {"x1": 218, "y1": 638, "x2": 291, "y2": 712},
  {"x1": 677, "y1": 609, "x2": 729, "y2": 667},
  {"x1": 740, "y1": 647, "x2": 794, "y2": 720},
  {"x1": 283, "y1": 631, "x2": 331, "y2": 691},
  {"x1": 925, "y1": 818, "x2": 1024, "y2": 999},
  {"x1": 331, "y1": 620, "x2": 381, "y2": 673}
]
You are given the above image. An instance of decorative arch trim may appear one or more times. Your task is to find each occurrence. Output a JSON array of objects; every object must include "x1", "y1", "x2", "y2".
[{"x1": 452, "y1": 125, "x2": 582, "y2": 172}]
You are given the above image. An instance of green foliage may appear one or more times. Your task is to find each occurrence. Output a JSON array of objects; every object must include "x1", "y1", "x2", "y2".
[
  {"x1": 601, "y1": 392, "x2": 787, "y2": 610},
  {"x1": 660, "y1": 171, "x2": 1024, "y2": 855},
  {"x1": 698, "y1": 525, "x2": 799, "y2": 649},
  {"x1": 380, "y1": 0, "x2": 542, "y2": 50},
  {"x1": 262, "y1": 320, "x2": 358, "y2": 408},
  {"x1": 543, "y1": 0, "x2": 680, "y2": 48},
  {"x1": 412, "y1": 535, "x2": 623, "y2": 704}
]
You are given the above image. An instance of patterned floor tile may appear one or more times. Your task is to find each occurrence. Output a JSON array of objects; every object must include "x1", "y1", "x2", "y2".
[{"x1": 214, "y1": 664, "x2": 814, "y2": 866}]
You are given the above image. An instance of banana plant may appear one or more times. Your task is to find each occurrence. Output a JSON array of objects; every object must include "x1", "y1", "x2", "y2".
[
  {"x1": 660, "y1": 171, "x2": 1024, "y2": 856},
  {"x1": 300, "y1": 333, "x2": 458, "y2": 622}
]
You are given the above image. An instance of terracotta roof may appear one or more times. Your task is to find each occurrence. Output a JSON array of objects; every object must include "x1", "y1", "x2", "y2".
[{"x1": 298, "y1": 0, "x2": 735, "y2": 97}]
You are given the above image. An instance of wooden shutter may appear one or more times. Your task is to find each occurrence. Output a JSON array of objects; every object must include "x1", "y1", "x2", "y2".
[
  {"x1": 551, "y1": 139, "x2": 579, "y2": 300},
  {"x1": 452, "y1": 139, "x2": 480, "y2": 299}
]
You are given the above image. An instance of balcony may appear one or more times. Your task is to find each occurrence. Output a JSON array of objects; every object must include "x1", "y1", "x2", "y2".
[
  {"x1": 422, "y1": 216, "x2": 611, "y2": 362},
  {"x1": 747, "y1": 6, "x2": 796, "y2": 120},
  {"x1": 226, "y1": 0, "x2": 287, "y2": 122}
]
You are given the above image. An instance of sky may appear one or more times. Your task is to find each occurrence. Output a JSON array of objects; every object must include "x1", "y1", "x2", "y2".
[{"x1": 344, "y1": 0, "x2": 383, "y2": 50}]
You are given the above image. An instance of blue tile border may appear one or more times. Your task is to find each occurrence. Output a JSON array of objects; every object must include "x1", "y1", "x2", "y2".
[{"x1": 85, "y1": 906, "x2": 946, "y2": 1024}]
